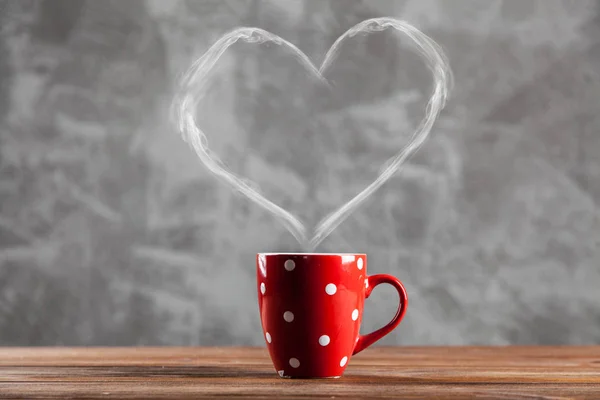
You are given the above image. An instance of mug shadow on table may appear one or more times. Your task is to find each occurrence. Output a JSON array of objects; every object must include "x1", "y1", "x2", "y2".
[
  {"x1": 112, "y1": 367, "x2": 504, "y2": 388},
  {"x1": 79, "y1": 366, "x2": 425, "y2": 383},
  {"x1": 60, "y1": 365, "x2": 414, "y2": 382}
]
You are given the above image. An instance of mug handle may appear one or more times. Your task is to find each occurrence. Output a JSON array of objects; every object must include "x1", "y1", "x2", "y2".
[{"x1": 353, "y1": 274, "x2": 408, "y2": 355}]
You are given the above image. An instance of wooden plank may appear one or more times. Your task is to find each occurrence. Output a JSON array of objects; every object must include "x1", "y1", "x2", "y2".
[{"x1": 0, "y1": 347, "x2": 599, "y2": 399}]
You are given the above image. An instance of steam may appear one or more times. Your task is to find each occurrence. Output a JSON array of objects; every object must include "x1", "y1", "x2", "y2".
[{"x1": 171, "y1": 17, "x2": 452, "y2": 251}]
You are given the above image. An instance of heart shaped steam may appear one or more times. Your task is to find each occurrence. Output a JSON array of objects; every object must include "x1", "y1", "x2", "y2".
[{"x1": 171, "y1": 17, "x2": 452, "y2": 251}]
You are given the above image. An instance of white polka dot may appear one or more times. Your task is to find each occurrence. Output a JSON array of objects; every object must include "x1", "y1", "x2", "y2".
[
  {"x1": 352, "y1": 309, "x2": 359, "y2": 321},
  {"x1": 284, "y1": 259, "x2": 295, "y2": 271},
  {"x1": 278, "y1": 370, "x2": 284, "y2": 377},
  {"x1": 325, "y1": 283, "x2": 337, "y2": 295},
  {"x1": 283, "y1": 311, "x2": 294, "y2": 322},
  {"x1": 357, "y1": 258, "x2": 363, "y2": 270},
  {"x1": 260, "y1": 282, "x2": 266, "y2": 295},
  {"x1": 265, "y1": 332, "x2": 272, "y2": 343},
  {"x1": 318, "y1": 335, "x2": 330, "y2": 346},
  {"x1": 340, "y1": 356, "x2": 348, "y2": 367},
  {"x1": 365, "y1": 280, "x2": 369, "y2": 288},
  {"x1": 289, "y1": 358, "x2": 300, "y2": 368}
]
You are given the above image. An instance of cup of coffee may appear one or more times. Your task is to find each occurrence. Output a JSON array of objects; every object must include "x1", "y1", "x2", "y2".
[{"x1": 256, "y1": 253, "x2": 408, "y2": 378}]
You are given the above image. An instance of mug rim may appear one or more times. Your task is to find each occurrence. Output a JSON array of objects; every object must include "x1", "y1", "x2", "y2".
[{"x1": 257, "y1": 252, "x2": 366, "y2": 256}]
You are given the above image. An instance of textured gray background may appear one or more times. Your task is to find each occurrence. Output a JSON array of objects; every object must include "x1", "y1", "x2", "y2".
[{"x1": 0, "y1": 0, "x2": 599, "y2": 346}]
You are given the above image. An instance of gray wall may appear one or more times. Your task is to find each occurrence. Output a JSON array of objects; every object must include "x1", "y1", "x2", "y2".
[{"x1": 0, "y1": 0, "x2": 599, "y2": 346}]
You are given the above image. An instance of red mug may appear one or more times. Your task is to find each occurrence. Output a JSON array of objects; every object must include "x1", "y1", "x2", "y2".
[{"x1": 256, "y1": 253, "x2": 408, "y2": 378}]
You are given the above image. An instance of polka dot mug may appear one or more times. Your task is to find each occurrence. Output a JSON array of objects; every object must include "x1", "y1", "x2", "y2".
[{"x1": 256, "y1": 253, "x2": 408, "y2": 378}]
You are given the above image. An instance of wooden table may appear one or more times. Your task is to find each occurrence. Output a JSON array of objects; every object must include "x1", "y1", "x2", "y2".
[{"x1": 1, "y1": 347, "x2": 599, "y2": 399}]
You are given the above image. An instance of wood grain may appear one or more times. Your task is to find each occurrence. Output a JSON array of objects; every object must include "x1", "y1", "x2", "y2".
[{"x1": 1, "y1": 347, "x2": 599, "y2": 399}]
